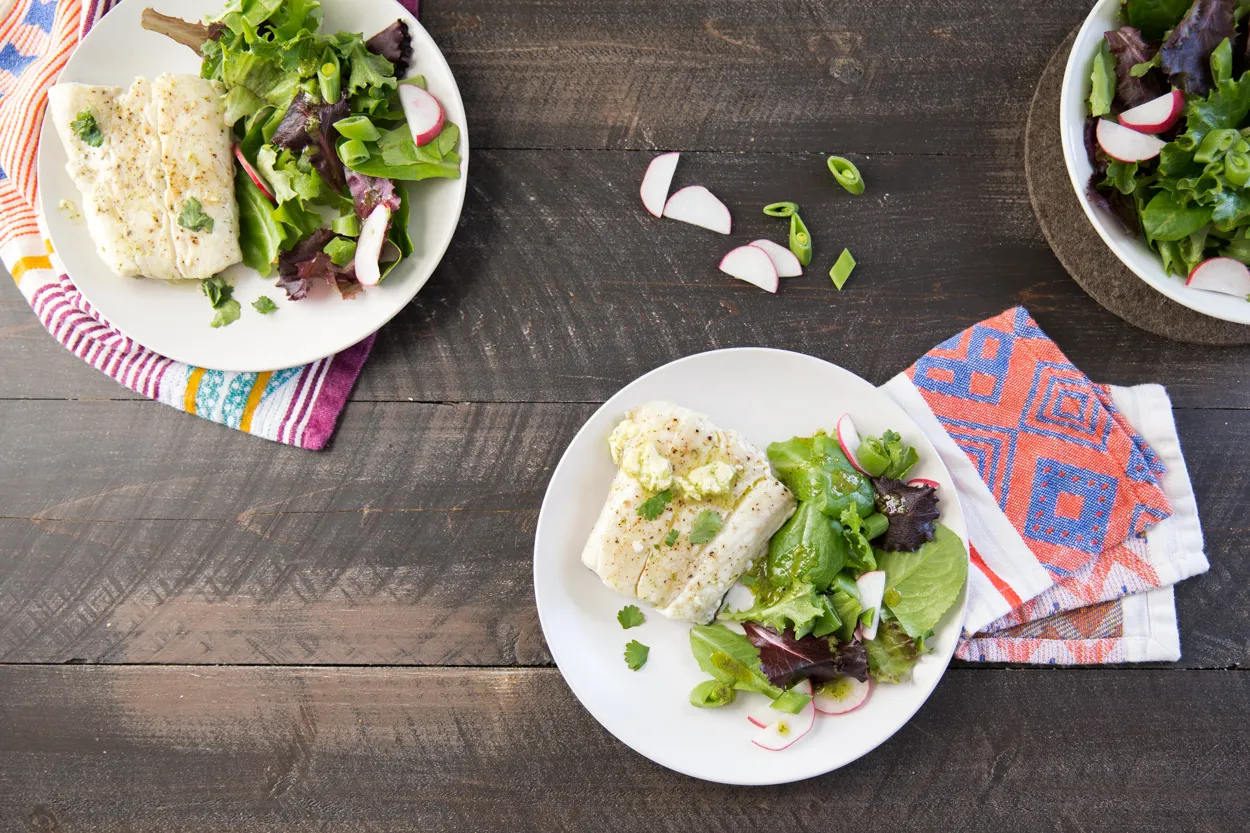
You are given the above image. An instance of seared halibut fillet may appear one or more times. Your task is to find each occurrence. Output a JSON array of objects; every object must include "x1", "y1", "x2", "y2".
[
  {"x1": 581, "y1": 401, "x2": 796, "y2": 623},
  {"x1": 48, "y1": 73, "x2": 241, "y2": 281}
]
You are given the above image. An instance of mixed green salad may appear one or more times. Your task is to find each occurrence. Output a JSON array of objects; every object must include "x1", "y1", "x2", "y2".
[
  {"x1": 1084, "y1": 0, "x2": 1250, "y2": 285},
  {"x1": 626, "y1": 423, "x2": 967, "y2": 750},
  {"x1": 146, "y1": 0, "x2": 460, "y2": 312}
]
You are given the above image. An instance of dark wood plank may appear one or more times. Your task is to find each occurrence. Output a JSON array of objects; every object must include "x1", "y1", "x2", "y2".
[
  {"x1": 428, "y1": 0, "x2": 1093, "y2": 154},
  {"x1": 0, "y1": 665, "x2": 1246, "y2": 832},
  {"x1": 0, "y1": 400, "x2": 1244, "y2": 667},
  {"x1": 4, "y1": 150, "x2": 1250, "y2": 406}
]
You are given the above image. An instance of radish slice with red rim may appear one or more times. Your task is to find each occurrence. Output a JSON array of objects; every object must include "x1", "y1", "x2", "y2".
[
  {"x1": 813, "y1": 677, "x2": 871, "y2": 715},
  {"x1": 720, "y1": 245, "x2": 778, "y2": 293},
  {"x1": 640, "y1": 152, "x2": 679, "y2": 218},
  {"x1": 748, "y1": 239, "x2": 803, "y2": 277},
  {"x1": 662, "y1": 185, "x2": 731, "y2": 234},
  {"x1": 836, "y1": 413, "x2": 867, "y2": 474}
]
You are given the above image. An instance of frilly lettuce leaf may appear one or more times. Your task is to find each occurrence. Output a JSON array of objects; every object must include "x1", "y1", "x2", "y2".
[
  {"x1": 742, "y1": 622, "x2": 868, "y2": 688},
  {"x1": 767, "y1": 433, "x2": 875, "y2": 519},
  {"x1": 872, "y1": 477, "x2": 940, "y2": 552},
  {"x1": 719, "y1": 581, "x2": 839, "y2": 640},
  {"x1": 864, "y1": 619, "x2": 921, "y2": 684}
]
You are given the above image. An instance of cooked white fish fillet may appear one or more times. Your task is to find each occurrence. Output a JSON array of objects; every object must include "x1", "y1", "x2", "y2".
[
  {"x1": 581, "y1": 401, "x2": 796, "y2": 624},
  {"x1": 47, "y1": 74, "x2": 240, "y2": 281}
]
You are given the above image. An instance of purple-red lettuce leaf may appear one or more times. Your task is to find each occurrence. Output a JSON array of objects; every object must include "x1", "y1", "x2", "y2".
[
  {"x1": 1105, "y1": 27, "x2": 1170, "y2": 110},
  {"x1": 271, "y1": 91, "x2": 351, "y2": 192},
  {"x1": 872, "y1": 477, "x2": 940, "y2": 552},
  {"x1": 346, "y1": 169, "x2": 403, "y2": 219},
  {"x1": 366, "y1": 20, "x2": 413, "y2": 78},
  {"x1": 1084, "y1": 117, "x2": 1110, "y2": 176},
  {"x1": 1161, "y1": 0, "x2": 1236, "y2": 97},
  {"x1": 140, "y1": 9, "x2": 225, "y2": 53},
  {"x1": 276, "y1": 229, "x2": 333, "y2": 300},
  {"x1": 742, "y1": 621, "x2": 869, "y2": 688},
  {"x1": 1087, "y1": 175, "x2": 1142, "y2": 236}
]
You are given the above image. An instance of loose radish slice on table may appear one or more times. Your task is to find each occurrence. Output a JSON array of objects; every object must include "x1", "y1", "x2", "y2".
[
  {"x1": 720, "y1": 245, "x2": 778, "y2": 293},
  {"x1": 836, "y1": 413, "x2": 867, "y2": 474},
  {"x1": 1187, "y1": 257, "x2": 1250, "y2": 296},
  {"x1": 813, "y1": 677, "x2": 871, "y2": 715},
  {"x1": 1096, "y1": 119, "x2": 1165, "y2": 162},
  {"x1": 856, "y1": 570, "x2": 886, "y2": 641},
  {"x1": 234, "y1": 145, "x2": 274, "y2": 203},
  {"x1": 399, "y1": 84, "x2": 445, "y2": 146},
  {"x1": 748, "y1": 239, "x2": 803, "y2": 277},
  {"x1": 1118, "y1": 90, "x2": 1184, "y2": 134},
  {"x1": 663, "y1": 185, "x2": 732, "y2": 234},
  {"x1": 640, "y1": 152, "x2": 679, "y2": 217},
  {"x1": 354, "y1": 204, "x2": 393, "y2": 286},
  {"x1": 908, "y1": 478, "x2": 941, "y2": 490}
]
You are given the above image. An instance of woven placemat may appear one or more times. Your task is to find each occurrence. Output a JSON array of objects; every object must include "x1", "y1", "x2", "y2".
[{"x1": 1026, "y1": 30, "x2": 1250, "y2": 345}]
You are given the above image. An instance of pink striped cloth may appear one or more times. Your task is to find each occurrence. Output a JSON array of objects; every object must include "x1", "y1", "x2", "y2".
[{"x1": 1, "y1": 0, "x2": 419, "y2": 449}]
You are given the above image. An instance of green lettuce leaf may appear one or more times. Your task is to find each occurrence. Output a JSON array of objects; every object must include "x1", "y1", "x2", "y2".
[
  {"x1": 1089, "y1": 39, "x2": 1117, "y2": 117},
  {"x1": 767, "y1": 433, "x2": 875, "y2": 519},
  {"x1": 839, "y1": 504, "x2": 882, "y2": 574},
  {"x1": 827, "y1": 584, "x2": 862, "y2": 643},
  {"x1": 762, "y1": 502, "x2": 846, "y2": 591},
  {"x1": 864, "y1": 619, "x2": 921, "y2": 683},
  {"x1": 1186, "y1": 69, "x2": 1250, "y2": 145},
  {"x1": 854, "y1": 429, "x2": 919, "y2": 480},
  {"x1": 719, "y1": 582, "x2": 839, "y2": 640},
  {"x1": 1142, "y1": 189, "x2": 1216, "y2": 241},
  {"x1": 346, "y1": 42, "x2": 397, "y2": 95},
  {"x1": 234, "y1": 168, "x2": 283, "y2": 276},
  {"x1": 1124, "y1": 0, "x2": 1194, "y2": 41},
  {"x1": 1104, "y1": 160, "x2": 1140, "y2": 195},
  {"x1": 875, "y1": 523, "x2": 968, "y2": 639},
  {"x1": 688, "y1": 624, "x2": 782, "y2": 698}
]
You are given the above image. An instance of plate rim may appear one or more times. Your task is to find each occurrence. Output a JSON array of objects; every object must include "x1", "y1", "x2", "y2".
[
  {"x1": 35, "y1": 0, "x2": 469, "y2": 372},
  {"x1": 532, "y1": 346, "x2": 970, "y2": 785}
]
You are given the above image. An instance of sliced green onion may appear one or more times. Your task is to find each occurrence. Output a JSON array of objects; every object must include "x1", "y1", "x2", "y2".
[
  {"x1": 1227, "y1": 151, "x2": 1250, "y2": 187},
  {"x1": 338, "y1": 138, "x2": 370, "y2": 167},
  {"x1": 318, "y1": 50, "x2": 341, "y2": 104},
  {"x1": 332, "y1": 212, "x2": 361, "y2": 237},
  {"x1": 830, "y1": 248, "x2": 856, "y2": 290},
  {"x1": 323, "y1": 236, "x2": 357, "y2": 267},
  {"x1": 827, "y1": 156, "x2": 865, "y2": 195},
  {"x1": 1196, "y1": 128, "x2": 1239, "y2": 164},
  {"x1": 763, "y1": 201, "x2": 799, "y2": 217},
  {"x1": 333, "y1": 115, "x2": 381, "y2": 142},
  {"x1": 789, "y1": 213, "x2": 812, "y2": 266}
]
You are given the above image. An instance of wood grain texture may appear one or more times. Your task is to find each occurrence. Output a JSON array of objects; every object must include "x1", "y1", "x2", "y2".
[
  {"x1": 4, "y1": 150, "x2": 1250, "y2": 406},
  {"x1": 0, "y1": 665, "x2": 1246, "y2": 832},
  {"x1": 0, "y1": 400, "x2": 1244, "y2": 668}
]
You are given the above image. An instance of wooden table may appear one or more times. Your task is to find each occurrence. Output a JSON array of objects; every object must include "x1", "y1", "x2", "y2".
[{"x1": 2, "y1": 0, "x2": 1248, "y2": 829}]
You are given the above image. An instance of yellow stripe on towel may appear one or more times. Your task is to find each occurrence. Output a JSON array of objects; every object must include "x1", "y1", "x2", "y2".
[
  {"x1": 238, "y1": 371, "x2": 272, "y2": 433},
  {"x1": 11, "y1": 254, "x2": 50, "y2": 284},
  {"x1": 184, "y1": 367, "x2": 207, "y2": 414}
]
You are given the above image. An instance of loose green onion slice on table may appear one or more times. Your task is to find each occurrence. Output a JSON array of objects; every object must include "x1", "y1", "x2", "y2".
[
  {"x1": 763, "y1": 201, "x2": 799, "y2": 217},
  {"x1": 830, "y1": 248, "x2": 856, "y2": 289},
  {"x1": 827, "y1": 156, "x2": 865, "y2": 195},
  {"x1": 789, "y1": 213, "x2": 812, "y2": 266}
]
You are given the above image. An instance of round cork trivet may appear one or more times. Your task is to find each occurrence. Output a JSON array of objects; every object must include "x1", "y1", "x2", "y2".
[{"x1": 1026, "y1": 30, "x2": 1250, "y2": 345}]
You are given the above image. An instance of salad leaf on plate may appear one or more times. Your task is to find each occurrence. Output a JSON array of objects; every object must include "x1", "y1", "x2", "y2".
[
  {"x1": 235, "y1": 168, "x2": 284, "y2": 275},
  {"x1": 1160, "y1": 0, "x2": 1235, "y2": 96},
  {"x1": 688, "y1": 624, "x2": 782, "y2": 698},
  {"x1": 840, "y1": 504, "x2": 887, "y2": 573},
  {"x1": 365, "y1": 20, "x2": 414, "y2": 77},
  {"x1": 1124, "y1": 0, "x2": 1197, "y2": 41},
  {"x1": 1089, "y1": 39, "x2": 1117, "y2": 117},
  {"x1": 761, "y1": 502, "x2": 846, "y2": 591},
  {"x1": 872, "y1": 477, "x2": 940, "y2": 552},
  {"x1": 875, "y1": 523, "x2": 968, "y2": 639},
  {"x1": 741, "y1": 622, "x2": 869, "y2": 688},
  {"x1": 854, "y1": 429, "x2": 919, "y2": 480},
  {"x1": 1142, "y1": 189, "x2": 1216, "y2": 240},
  {"x1": 767, "y1": 433, "x2": 875, "y2": 519},
  {"x1": 827, "y1": 583, "x2": 863, "y2": 643},
  {"x1": 864, "y1": 619, "x2": 921, "y2": 684},
  {"x1": 1105, "y1": 27, "x2": 1170, "y2": 109},
  {"x1": 719, "y1": 581, "x2": 838, "y2": 640}
]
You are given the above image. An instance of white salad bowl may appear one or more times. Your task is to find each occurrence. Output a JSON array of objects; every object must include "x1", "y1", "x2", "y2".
[
  {"x1": 37, "y1": 0, "x2": 469, "y2": 371},
  {"x1": 1060, "y1": 0, "x2": 1250, "y2": 325},
  {"x1": 533, "y1": 348, "x2": 969, "y2": 786}
]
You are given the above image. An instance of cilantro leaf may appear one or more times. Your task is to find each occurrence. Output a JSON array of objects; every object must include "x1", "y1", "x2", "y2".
[
  {"x1": 636, "y1": 489, "x2": 672, "y2": 521},
  {"x1": 617, "y1": 605, "x2": 645, "y2": 629},
  {"x1": 178, "y1": 198, "x2": 215, "y2": 233},
  {"x1": 201, "y1": 276, "x2": 239, "y2": 328},
  {"x1": 252, "y1": 296, "x2": 278, "y2": 314},
  {"x1": 71, "y1": 110, "x2": 103, "y2": 147},
  {"x1": 662, "y1": 528, "x2": 680, "y2": 547},
  {"x1": 210, "y1": 299, "x2": 241, "y2": 328},
  {"x1": 689, "y1": 510, "x2": 723, "y2": 545},
  {"x1": 623, "y1": 640, "x2": 649, "y2": 671}
]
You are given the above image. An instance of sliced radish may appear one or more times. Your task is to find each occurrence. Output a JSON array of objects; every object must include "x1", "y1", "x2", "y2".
[
  {"x1": 907, "y1": 478, "x2": 941, "y2": 490},
  {"x1": 354, "y1": 204, "x2": 393, "y2": 286},
  {"x1": 746, "y1": 680, "x2": 812, "y2": 728},
  {"x1": 856, "y1": 570, "x2": 886, "y2": 641},
  {"x1": 233, "y1": 145, "x2": 274, "y2": 203},
  {"x1": 748, "y1": 239, "x2": 803, "y2": 277},
  {"x1": 640, "y1": 152, "x2": 679, "y2": 218},
  {"x1": 836, "y1": 413, "x2": 867, "y2": 474},
  {"x1": 399, "y1": 84, "x2": 445, "y2": 146},
  {"x1": 1186, "y1": 257, "x2": 1250, "y2": 297},
  {"x1": 750, "y1": 684, "x2": 816, "y2": 751},
  {"x1": 1096, "y1": 118, "x2": 1166, "y2": 162},
  {"x1": 662, "y1": 185, "x2": 731, "y2": 234},
  {"x1": 813, "y1": 677, "x2": 871, "y2": 715},
  {"x1": 720, "y1": 245, "x2": 778, "y2": 293},
  {"x1": 1118, "y1": 90, "x2": 1184, "y2": 134}
]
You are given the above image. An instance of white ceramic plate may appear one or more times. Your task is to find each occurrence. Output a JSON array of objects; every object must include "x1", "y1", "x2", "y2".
[
  {"x1": 1060, "y1": 0, "x2": 1250, "y2": 325},
  {"x1": 533, "y1": 348, "x2": 969, "y2": 785},
  {"x1": 37, "y1": 0, "x2": 468, "y2": 371}
]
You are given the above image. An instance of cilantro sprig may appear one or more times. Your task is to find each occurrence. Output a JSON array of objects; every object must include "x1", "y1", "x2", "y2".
[
  {"x1": 624, "y1": 640, "x2": 650, "y2": 671},
  {"x1": 636, "y1": 489, "x2": 672, "y2": 521},
  {"x1": 179, "y1": 198, "x2": 214, "y2": 233},
  {"x1": 617, "y1": 605, "x2": 645, "y2": 629},
  {"x1": 201, "y1": 275, "x2": 240, "y2": 328},
  {"x1": 71, "y1": 110, "x2": 103, "y2": 147},
  {"x1": 689, "y1": 510, "x2": 723, "y2": 545}
]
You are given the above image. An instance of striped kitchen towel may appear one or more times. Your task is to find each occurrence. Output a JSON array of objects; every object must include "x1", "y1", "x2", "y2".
[
  {"x1": 0, "y1": 0, "x2": 419, "y2": 449},
  {"x1": 882, "y1": 307, "x2": 1208, "y2": 664}
]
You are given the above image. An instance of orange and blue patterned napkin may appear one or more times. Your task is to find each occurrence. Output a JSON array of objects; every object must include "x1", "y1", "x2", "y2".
[{"x1": 883, "y1": 307, "x2": 1208, "y2": 664}]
